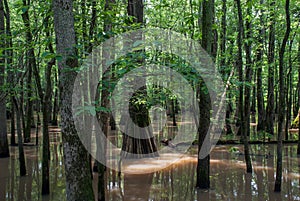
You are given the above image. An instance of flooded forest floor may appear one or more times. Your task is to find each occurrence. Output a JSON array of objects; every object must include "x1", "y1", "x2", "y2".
[{"x1": 0, "y1": 118, "x2": 300, "y2": 201}]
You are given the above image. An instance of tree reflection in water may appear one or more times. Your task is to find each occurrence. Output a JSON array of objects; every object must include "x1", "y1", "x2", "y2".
[{"x1": 0, "y1": 129, "x2": 299, "y2": 201}]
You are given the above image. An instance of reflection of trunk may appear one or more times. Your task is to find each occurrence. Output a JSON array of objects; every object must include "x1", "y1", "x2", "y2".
[
  {"x1": 26, "y1": 159, "x2": 33, "y2": 200},
  {"x1": 10, "y1": 150, "x2": 15, "y2": 200},
  {"x1": 0, "y1": 158, "x2": 8, "y2": 200},
  {"x1": 275, "y1": 0, "x2": 290, "y2": 192},
  {"x1": 124, "y1": 173, "x2": 153, "y2": 200}
]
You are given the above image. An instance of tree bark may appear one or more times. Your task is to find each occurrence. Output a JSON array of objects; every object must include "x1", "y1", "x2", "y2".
[
  {"x1": 13, "y1": 98, "x2": 26, "y2": 176},
  {"x1": 297, "y1": 41, "x2": 300, "y2": 155},
  {"x1": 236, "y1": 0, "x2": 252, "y2": 173},
  {"x1": 121, "y1": 0, "x2": 159, "y2": 159},
  {"x1": 53, "y1": 0, "x2": 94, "y2": 200},
  {"x1": 265, "y1": 1, "x2": 276, "y2": 135},
  {"x1": 0, "y1": 0, "x2": 9, "y2": 158},
  {"x1": 21, "y1": 0, "x2": 36, "y2": 143},
  {"x1": 196, "y1": 0, "x2": 213, "y2": 189},
  {"x1": 274, "y1": 0, "x2": 290, "y2": 192},
  {"x1": 3, "y1": 0, "x2": 15, "y2": 146},
  {"x1": 256, "y1": 0, "x2": 266, "y2": 132}
]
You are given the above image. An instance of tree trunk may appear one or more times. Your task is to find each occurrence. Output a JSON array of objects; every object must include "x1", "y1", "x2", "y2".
[
  {"x1": 53, "y1": 0, "x2": 94, "y2": 200},
  {"x1": 13, "y1": 98, "x2": 26, "y2": 176},
  {"x1": 21, "y1": 0, "x2": 37, "y2": 143},
  {"x1": 121, "y1": 0, "x2": 159, "y2": 159},
  {"x1": 0, "y1": 0, "x2": 9, "y2": 158},
  {"x1": 265, "y1": 1, "x2": 276, "y2": 135},
  {"x1": 196, "y1": 0, "x2": 213, "y2": 189},
  {"x1": 256, "y1": 0, "x2": 265, "y2": 132},
  {"x1": 96, "y1": 0, "x2": 115, "y2": 199},
  {"x1": 236, "y1": 0, "x2": 252, "y2": 173},
  {"x1": 51, "y1": 68, "x2": 59, "y2": 126},
  {"x1": 3, "y1": 0, "x2": 15, "y2": 146},
  {"x1": 297, "y1": 41, "x2": 300, "y2": 155},
  {"x1": 274, "y1": 0, "x2": 290, "y2": 192}
]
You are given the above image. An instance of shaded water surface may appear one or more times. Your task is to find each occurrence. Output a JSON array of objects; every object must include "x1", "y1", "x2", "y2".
[{"x1": 1, "y1": 130, "x2": 300, "y2": 201}]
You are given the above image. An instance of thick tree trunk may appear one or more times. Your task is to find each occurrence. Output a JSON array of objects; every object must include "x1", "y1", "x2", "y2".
[
  {"x1": 0, "y1": 0, "x2": 9, "y2": 158},
  {"x1": 274, "y1": 0, "x2": 290, "y2": 192},
  {"x1": 53, "y1": 0, "x2": 94, "y2": 200},
  {"x1": 121, "y1": 0, "x2": 158, "y2": 159}
]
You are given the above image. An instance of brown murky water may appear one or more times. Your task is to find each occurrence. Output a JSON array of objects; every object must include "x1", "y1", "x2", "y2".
[{"x1": 1, "y1": 128, "x2": 300, "y2": 201}]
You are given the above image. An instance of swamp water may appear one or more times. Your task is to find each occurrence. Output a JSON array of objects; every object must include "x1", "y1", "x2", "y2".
[{"x1": 0, "y1": 128, "x2": 300, "y2": 201}]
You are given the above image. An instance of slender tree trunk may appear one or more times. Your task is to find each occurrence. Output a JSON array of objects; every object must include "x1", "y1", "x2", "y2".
[
  {"x1": 265, "y1": 1, "x2": 276, "y2": 135},
  {"x1": 96, "y1": 0, "x2": 115, "y2": 200},
  {"x1": 0, "y1": 0, "x2": 9, "y2": 158},
  {"x1": 256, "y1": 0, "x2": 265, "y2": 132},
  {"x1": 21, "y1": 0, "x2": 37, "y2": 143},
  {"x1": 13, "y1": 98, "x2": 26, "y2": 176},
  {"x1": 53, "y1": 0, "x2": 94, "y2": 199},
  {"x1": 274, "y1": 0, "x2": 290, "y2": 192},
  {"x1": 35, "y1": 14, "x2": 55, "y2": 195},
  {"x1": 285, "y1": 36, "x2": 294, "y2": 140},
  {"x1": 297, "y1": 41, "x2": 300, "y2": 155},
  {"x1": 3, "y1": 0, "x2": 15, "y2": 146},
  {"x1": 243, "y1": 1, "x2": 253, "y2": 139},
  {"x1": 51, "y1": 68, "x2": 59, "y2": 126},
  {"x1": 236, "y1": 0, "x2": 252, "y2": 173},
  {"x1": 196, "y1": 0, "x2": 213, "y2": 189}
]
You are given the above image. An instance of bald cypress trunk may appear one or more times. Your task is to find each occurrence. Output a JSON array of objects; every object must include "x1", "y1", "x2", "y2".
[{"x1": 121, "y1": 0, "x2": 158, "y2": 159}]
